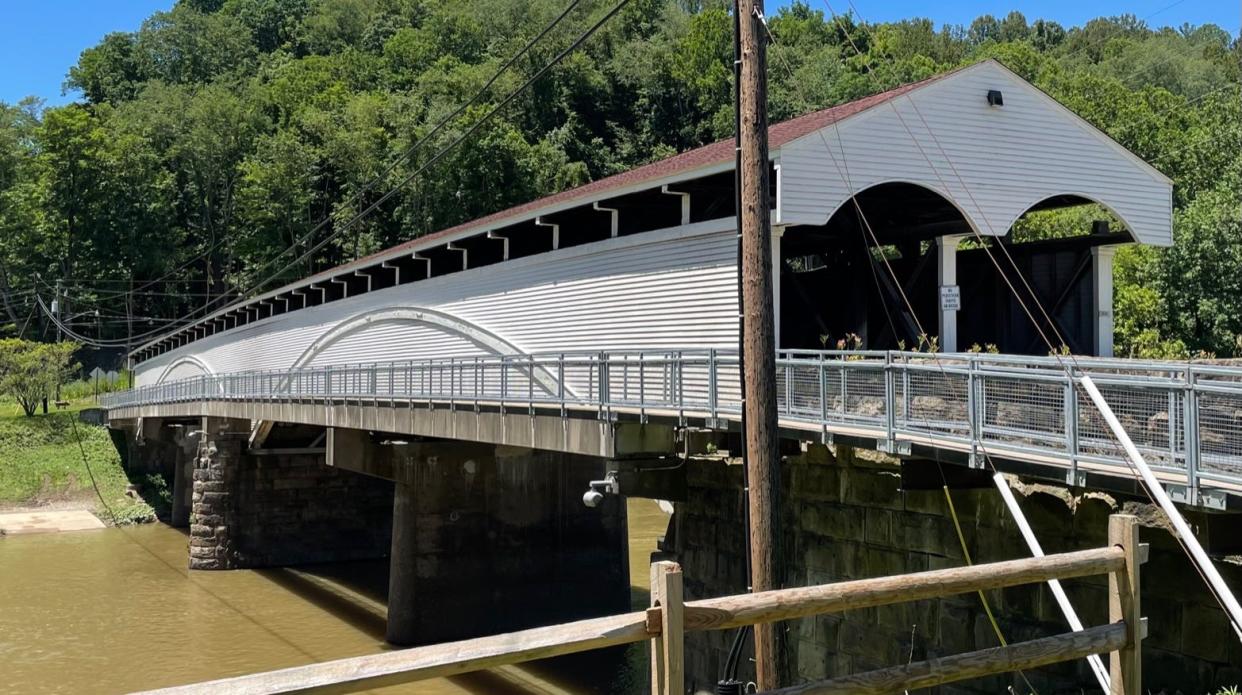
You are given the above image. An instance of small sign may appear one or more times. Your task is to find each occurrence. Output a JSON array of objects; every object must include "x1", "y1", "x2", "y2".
[
  {"x1": 89, "y1": 366, "x2": 106, "y2": 380},
  {"x1": 106, "y1": 370, "x2": 119, "y2": 384},
  {"x1": 940, "y1": 285, "x2": 961, "y2": 311}
]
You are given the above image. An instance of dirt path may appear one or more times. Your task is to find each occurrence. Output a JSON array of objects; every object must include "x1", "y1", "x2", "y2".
[{"x1": 0, "y1": 508, "x2": 105, "y2": 535}]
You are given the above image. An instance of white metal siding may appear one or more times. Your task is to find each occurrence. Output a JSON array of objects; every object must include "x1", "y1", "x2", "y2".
[
  {"x1": 307, "y1": 321, "x2": 489, "y2": 366},
  {"x1": 777, "y1": 62, "x2": 1173, "y2": 245},
  {"x1": 158, "y1": 359, "x2": 210, "y2": 383},
  {"x1": 135, "y1": 221, "x2": 739, "y2": 386}
]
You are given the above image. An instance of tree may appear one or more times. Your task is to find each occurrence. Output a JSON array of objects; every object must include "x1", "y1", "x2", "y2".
[
  {"x1": 0, "y1": 1, "x2": 1236, "y2": 356},
  {"x1": 0, "y1": 340, "x2": 79, "y2": 416}
]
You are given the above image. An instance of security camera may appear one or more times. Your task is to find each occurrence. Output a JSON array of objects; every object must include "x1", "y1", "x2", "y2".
[
  {"x1": 582, "y1": 472, "x2": 620, "y2": 509},
  {"x1": 582, "y1": 489, "x2": 605, "y2": 508}
]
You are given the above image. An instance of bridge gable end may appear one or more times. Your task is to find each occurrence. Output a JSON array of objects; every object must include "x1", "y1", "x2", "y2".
[{"x1": 775, "y1": 60, "x2": 1173, "y2": 246}]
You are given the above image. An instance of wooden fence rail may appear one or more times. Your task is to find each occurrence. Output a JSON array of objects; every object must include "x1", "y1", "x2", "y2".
[{"x1": 134, "y1": 514, "x2": 1146, "y2": 695}]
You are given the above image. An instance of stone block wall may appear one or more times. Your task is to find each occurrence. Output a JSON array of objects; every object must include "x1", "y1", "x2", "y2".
[
  {"x1": 230, "y1": 451, "x2": 394, "y2": 567},
  {"x1": 389, "y1": 444, "x2": 630, "y2": 645},
  {"x1": 672, "y1": 444, "x2": 1242, "y2": 693},
  {"x1": 189, "y1": 417, "x2": 393, "y2": 570}
]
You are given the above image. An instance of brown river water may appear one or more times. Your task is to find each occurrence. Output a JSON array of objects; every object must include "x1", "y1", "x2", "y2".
[{"x1": 0, "y1": 499, "x2": 671, "y2": 695}]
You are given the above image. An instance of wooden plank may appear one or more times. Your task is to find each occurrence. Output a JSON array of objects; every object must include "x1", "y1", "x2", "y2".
[
  {"x1": 142, "y1": 545, "x2": 1127, "y2": 695},
  {"x1": 656, "y1": 547, "x2": 1123, "y2": 633},
  {"x1": 658, "y1": 562, "x2": 685, "y2": 695},
  {"x1": 133, "y1": 611, "x2": 652, "y2": 695},
  {"x1": 1109, "y1": 514, "x2": 1142, "y2": 695},
  {"x1": 649, "y1": 562, "x2": 667, "y2": 695},
  {"x1": 763, "y1": 622, "x2": 1130, "y2": 695}
]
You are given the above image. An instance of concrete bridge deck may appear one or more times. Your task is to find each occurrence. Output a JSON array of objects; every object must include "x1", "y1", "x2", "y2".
[{"x1": 103, "y1": 349, "x2": 1242, "y2": 509}]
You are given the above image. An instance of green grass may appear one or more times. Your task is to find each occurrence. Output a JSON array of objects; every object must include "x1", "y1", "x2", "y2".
[
  {"x1": 59, "y1": 371, "x2": 132, "y2": 401},
  {"x1": 0, "y1": 408, "x2": 155, "y2": 525}
]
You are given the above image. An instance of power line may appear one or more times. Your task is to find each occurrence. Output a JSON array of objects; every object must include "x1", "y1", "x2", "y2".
[
  {"x1": 208, "y1": 0, "x2": 635, "y2": 318},
  {"x1": 96, "y1": 0, "x2": 606, "y2": 343}
]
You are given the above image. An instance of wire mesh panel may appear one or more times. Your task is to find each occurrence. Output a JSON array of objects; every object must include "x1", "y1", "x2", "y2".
[
  {"x1": 841, "y1": 363, "x2": 886, "y2": 425},
  {"x1": 1077, "y1": 381, "x2": 1182, "y2": 472},
  {"x1": 978, "y1": 373, "x2": 1066, "y2": 450},
  {"x1": 898, "y1": 365, "x2": 970, "y2": 438},
  {"x1": 1196, "y1": 389, "x2": 1242, "y2": 478},
  {"x1": 776, "y1": 359, "x2": 822, "y2": 419}
]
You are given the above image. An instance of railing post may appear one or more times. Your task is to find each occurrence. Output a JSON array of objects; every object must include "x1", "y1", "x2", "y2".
[
  {"x1": 1108, "y1": 513, "x2": 1143, "y2": 695},
  {"x1": 707, "y1": 348, "x2": 718, "y2": 422},
  {"x1": 839, "y1": 357, "x2": 847, "y2": 416},
  {"x1": 884, "y1": 351, "x2": 895, "y2": 442},
  {"x1": 649, "y1": 561, "x2": 684, "y2": 695},
  {"x1": 1184, "y1": 367, "x2": 1200, "y2": 502},
  {"x1": 818, "y1": 353, "x2": 828, "y2": 430},
  {"x1": 967, "y1": 356, "x2": 979, "y2": 468},
  {"x1": 500, "y1": 357, "x2": 508, "y2": 402},
  {"x1": 676, "y1": 351, "x2": 685, "y2": 414},
  {"x1": 639, "y1": 351, "x2": 646, "y2": 413},
  {"x1": 1065, "y1": 368, "x2": 1080, "y2": 486},
  {"x1": 783, "y1": 358, "x2": 792, "y2": 416},
  {"x1": 597, "y1": 352, "x2": 610, "y2": 418},
  {"x1": 558, "y1": 354, "x2": 566, "y2": 416}
]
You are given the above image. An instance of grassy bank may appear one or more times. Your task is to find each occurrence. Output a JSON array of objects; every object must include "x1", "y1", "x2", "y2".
[{"x1": 0, "y1": 407, "x2": 157, "y2": 524}]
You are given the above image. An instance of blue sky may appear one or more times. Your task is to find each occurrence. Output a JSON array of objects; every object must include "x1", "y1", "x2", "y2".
[
  {"x1": 1, "y1": 0, "x2": 1236, "y2": 107},
  {"x1": 2, "y1": 1, "x2": 172, "y2": 106}
]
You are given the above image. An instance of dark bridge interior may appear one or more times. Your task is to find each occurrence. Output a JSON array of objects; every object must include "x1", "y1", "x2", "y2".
[{"x1": 778, "y1": 182, "x2": 1128, "y2": 354}]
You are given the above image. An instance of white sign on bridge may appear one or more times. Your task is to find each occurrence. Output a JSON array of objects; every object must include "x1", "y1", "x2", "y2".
[{"x1": 939, "y1": 285, "x2": 961, "y2": 312}]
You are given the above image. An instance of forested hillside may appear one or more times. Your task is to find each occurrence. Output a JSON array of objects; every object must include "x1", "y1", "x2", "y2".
[{"x1": 0, "y1": 0, "x2": 1237, "y2": 357}]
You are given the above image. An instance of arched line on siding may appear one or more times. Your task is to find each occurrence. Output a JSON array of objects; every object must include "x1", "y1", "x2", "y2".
[
  {"x1": 289, "y1": 305, "x2": 570, "y2": 397},
  {"x1": 155, "y1": 355, "x2": 213, "y2": 385},
  {"x1": 818, "y1": 178, "x2": 987, "y2": 238},
  {"x1": 1000, "y1": 192, "x2": 1140, "y2": 242}
]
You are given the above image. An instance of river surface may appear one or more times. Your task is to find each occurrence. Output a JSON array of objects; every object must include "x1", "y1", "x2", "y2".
[{"x1": 0, "y1": 499, "x2": 671, "y2": 695}]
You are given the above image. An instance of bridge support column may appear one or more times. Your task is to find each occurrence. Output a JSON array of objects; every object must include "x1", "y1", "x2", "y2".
[
  {"x1": 189, "y1": 417, "x2": 249, "y2": 570},
  {"x1": 1091, "y1": 245, "x2": 1116, "y2": 357},
  {"x1": 937, "y1": 234, "x2": 967, "y2": 352},
  {"x1": 169, "y1": 425, "x2": 198, "y2": 528},
  {"x1": 383, "y1": 442, "x2": 629, "y2": 646},
  {"x1": 386, "y1": 479, "x2": 421, "y2": 646}
]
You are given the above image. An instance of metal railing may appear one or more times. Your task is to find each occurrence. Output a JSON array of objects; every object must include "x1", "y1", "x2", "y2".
[{"x1": 102, "y1": 349, "x2": 1242, "y2": 496}]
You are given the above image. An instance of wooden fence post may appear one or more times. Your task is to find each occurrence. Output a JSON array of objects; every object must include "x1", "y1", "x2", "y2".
[
  {"x1": 650, "y1": 561, "x2": 684, "y2": 695},
  {"x1": 650, "y1": 562, "x2": 666, "y2": 695},
  {"x1": 1108, "y1": 514, "x2": 1142, "y2": 695}
]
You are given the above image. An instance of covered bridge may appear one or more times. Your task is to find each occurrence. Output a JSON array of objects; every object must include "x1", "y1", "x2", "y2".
[{"x1": 129, "y1": 59, "x2": 1172, "y2": 388}]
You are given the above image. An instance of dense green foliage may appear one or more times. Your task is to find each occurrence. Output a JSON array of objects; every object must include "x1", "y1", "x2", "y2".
[
  {"x1": 0, "y1": 1, "x2": 1237, "y2": 356},
  {"x1": 0, "y1": 412, "x2": 157, "y2": 524}
]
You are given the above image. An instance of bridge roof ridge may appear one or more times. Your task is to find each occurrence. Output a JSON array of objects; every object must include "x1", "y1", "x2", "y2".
[{"x1": 300, "y1": 69, "x2": 954, "y2": 286}]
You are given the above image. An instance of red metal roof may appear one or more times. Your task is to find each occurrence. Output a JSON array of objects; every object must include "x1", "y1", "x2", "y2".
[
  {"x1": 135, "y1": 68, "x2": 965, "y2": 356},
  {"x1": 316, "y1": 72, "x2": 948, "y2": 280}
]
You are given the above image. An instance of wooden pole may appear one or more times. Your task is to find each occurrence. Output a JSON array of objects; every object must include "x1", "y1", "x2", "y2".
[
  {"x1": 765, "y1": 622, "x2": 1129, "y2": 695},
  {"x1": 649, "y1": 562, "x2": 668, "y2": 695},
  {"x1": 655, "y1": 546, "x2": 1124, "y2": 633},
  {"x1": 135, "y1": 545, "x2": 1126, "y2": 695},
  {"x1": 1108, "y1": 514, "x2": 1142, "y2": 695},
  {"x1": 656, "y1": 561, "x2": 685, "y2": 695},
  {"x1": 737, "y1": 0, "x2": 780, "y2": 687}
]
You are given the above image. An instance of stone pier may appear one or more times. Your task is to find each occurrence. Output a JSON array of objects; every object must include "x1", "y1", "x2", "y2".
[
  {"x1": 376, "y1": 440, "x2": 630, "y2": 646},
  {"x1": 189, "y1": 417, "x2": 393, "y2": 570}
]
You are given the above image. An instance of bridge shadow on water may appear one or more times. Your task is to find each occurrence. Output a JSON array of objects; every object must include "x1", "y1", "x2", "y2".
[{"x1": 253, "y1": 560, "x2": 645, "y2": 695}]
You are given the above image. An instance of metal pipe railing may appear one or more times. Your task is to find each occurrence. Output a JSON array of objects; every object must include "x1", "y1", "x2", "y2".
[{"x1": 101, "y1": 349, "x2": 1242, "y2": 496}]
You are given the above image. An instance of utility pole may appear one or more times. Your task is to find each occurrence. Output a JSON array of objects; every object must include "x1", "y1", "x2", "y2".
[{"x1": 737, "y1": 0, "x2": 781, "y2": 688}]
